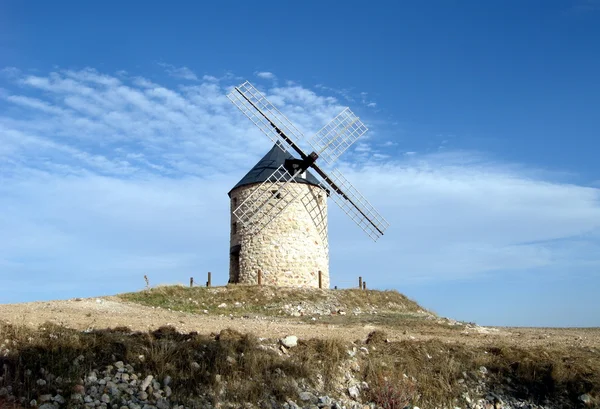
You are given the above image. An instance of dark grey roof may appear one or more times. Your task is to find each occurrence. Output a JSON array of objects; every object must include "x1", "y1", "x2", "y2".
[{"x1": 228, "y1": 144, "x2": 322, "y2": 196}]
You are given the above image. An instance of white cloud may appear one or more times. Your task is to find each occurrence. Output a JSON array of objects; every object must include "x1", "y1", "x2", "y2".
[
  {"x1": 0, "y1": 68, "x2": 599, "y2": 306},
  {"x1": 255, "y1": 71, "x2": 276, "y2": 80},
  {"x1": 158, "y1": 63, "x2": 198, "y2": 81}
]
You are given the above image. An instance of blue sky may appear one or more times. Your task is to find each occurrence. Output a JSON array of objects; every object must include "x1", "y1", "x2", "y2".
[{"x1": 1, "y1": 1, "x2": 599, "y2": 327}]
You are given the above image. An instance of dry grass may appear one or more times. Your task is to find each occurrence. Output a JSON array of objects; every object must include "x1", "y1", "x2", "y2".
[
  {"x1": 363, "y1": 331, "x2": 600, "y2": 408},
  {"x1": 2, "y1": 321, "x2": 599, "y2": 408},
  {"x1": 0, "y1": 322, "x2": 347, "y2": 407},
  {"x1": 118, "y1": 285, "x2": 427, "y2": 319}
]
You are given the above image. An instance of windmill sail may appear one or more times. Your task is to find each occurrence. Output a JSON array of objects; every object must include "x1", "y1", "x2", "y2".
[
  {"x1": 308, "y1": 108, "x2": 368, "y2": 166},
  {"x1": 228, "y1": 81, "x2": 305, "y2": 155},
  {"x1": 233, "y1": 164, "x2": 305, "y2": 235},
  {"x1": 229, "y1": 80, "x2": 389, "y2": 242},
  {"x1": 325, "y1": 168, "x2": 389, "y2": 241}
]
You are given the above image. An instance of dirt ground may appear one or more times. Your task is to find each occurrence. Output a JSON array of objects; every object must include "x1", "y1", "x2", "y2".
[{"x1": 1, "y1": 296, "x2": 599, "y2": 349}]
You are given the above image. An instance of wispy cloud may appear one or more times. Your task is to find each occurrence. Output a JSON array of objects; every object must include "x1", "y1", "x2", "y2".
[
  {"x1": 0, "y1": 67, "x2": 599, "y2": 305},
  {"x1": 255, "y1": 71, "x2": 276, "y2": 80},
  {"x1": 158, "y1": 62, "x2": 198, "y2": 81}
]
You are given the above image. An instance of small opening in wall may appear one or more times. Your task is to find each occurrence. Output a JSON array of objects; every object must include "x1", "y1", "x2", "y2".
[
  {"x1": 232, "y1": 197, "x2": 238, "y2": 209},
  {"x1": 232, "y1": 222, "x2": 237, "y2": 234},
  {"x1": 270, "y1": 189, "x2": 282, "y2": 199}
]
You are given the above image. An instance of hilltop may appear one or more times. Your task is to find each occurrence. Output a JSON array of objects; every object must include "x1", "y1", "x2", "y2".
[{"x1": 0, "y1": 285, "x2": 598, "y2": 409}]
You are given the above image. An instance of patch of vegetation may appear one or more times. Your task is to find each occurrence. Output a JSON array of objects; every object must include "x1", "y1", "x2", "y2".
[
  {"x1": 0, "y1": 322, "x2": 344, "y2": 407},
  {"x1": 363, "y1": 332, "x2": 600, "y2": 408},
  {"x1": 1, "y1": 323, "x2": 598, "y2": 408},
  {"x1": 118, "y1": 285, "x2": 427, "y2": 319}
]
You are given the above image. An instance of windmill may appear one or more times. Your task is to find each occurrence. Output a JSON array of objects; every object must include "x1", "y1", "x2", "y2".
[{"x1": 227, "y1": 81, "x2": 389, "y2": 288}]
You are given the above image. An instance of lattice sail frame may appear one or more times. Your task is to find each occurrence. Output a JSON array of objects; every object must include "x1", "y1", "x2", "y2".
[
  {"x1": 300, "y1": 183, "x2": 329, "y2": 250},
  {"x1": 233, "y1": 164, "x2": 305, "y2": 235},
  {"x1": 228, "y1": 81, "x2": 389, "y2": 242},
  {"x1": 326, "y1": 169, "x2": 390, "y2": 241},
  {"x1": 308, "y1": 108, "x2": 368, "y2": 166},
  {"x1": 227, "y1": 81, "x2": 304, "y2": 154}
]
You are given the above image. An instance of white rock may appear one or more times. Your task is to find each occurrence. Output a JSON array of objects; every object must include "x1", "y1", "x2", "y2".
[
  {"x1": 101, "y1": 394, "x2": 110, "y2": 403},
  {"x1": 140, "y1": 375, "x2": 153, "y2": 391},
  {"x1": 348, "y1": 385, "x2": 360, "y2": 399},
  {"x1": 157, "y1": 399, "x2": 170, "y2": 409},
  {"x1": 280, "y1": 335, "x2": 298, "y2": 348},
  {"x1": 39, "y1": 394, "x2": 52, "y2": 402},
  {"x1": 218, "y1": 303, "x2": 227, "y2": 308}
]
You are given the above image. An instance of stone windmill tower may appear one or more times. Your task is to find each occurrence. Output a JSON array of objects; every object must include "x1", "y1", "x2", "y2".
[
  {"x1": 228, "y1": 144, "x2": 329, "y2": 288},
  {"x1": 227, "y1": 82, "x2": 389, "y2": 289}
]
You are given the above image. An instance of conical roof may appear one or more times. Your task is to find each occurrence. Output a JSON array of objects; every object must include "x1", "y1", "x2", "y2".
[{"x1": 228, "y1": 144, "x2": 322, "y2": 196}]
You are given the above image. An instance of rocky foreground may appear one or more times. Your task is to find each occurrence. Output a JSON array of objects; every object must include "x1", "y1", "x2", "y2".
[
  {"x1": 0, "y1": 328, "x2": 595, "y2": 409},
  {"x1": 0, "y1": 287, "x2": 598, "y2": 409}
]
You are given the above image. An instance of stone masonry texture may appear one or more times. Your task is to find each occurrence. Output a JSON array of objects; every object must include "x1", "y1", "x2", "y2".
[{"x1": 229, "y1": 182, "x2": 329, "y2": 288}]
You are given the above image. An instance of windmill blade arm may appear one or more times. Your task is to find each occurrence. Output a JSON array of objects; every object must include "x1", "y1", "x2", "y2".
[
  {"x1": 233, "y1": 164, "x2": 305, "y2": 235},
  {"x1": 314, "y1": 166, "x2": 389, "y2": 241},
  {"x1": 228, "y1": 81, "x2": 308, "y2": 159},
  {"x1": 308, "y1": 108, "x2": 368, "y2": 166}
]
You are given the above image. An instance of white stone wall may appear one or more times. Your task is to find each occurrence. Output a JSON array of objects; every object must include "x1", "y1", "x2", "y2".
[{"x1": 229, "y1": 182, "x2": 329, "y2": 288}]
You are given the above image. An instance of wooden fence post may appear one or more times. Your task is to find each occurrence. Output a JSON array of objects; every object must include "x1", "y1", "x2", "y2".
[
  {"x1": 190, "y1": 277, "x2": 194, "y2": 287},
  {"x1": 258, "y1": 270, "x2": 262, "y2": 286},
  {"x1": 363, "y1": 281, "x2": 367, "y2": 290},
  {"x1": 206, "y1": 272, "x2": 211, "y2": 287},
  {"x1": 318, "y1": 271, "x2": 322, "y2": 289},
  {"x1": 358, "y1": 276, "x2": 362, "y2": 289}
]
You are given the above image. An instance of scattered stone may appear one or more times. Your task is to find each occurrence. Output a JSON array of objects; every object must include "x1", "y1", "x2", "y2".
[
  {"x1": 140, "y1": 375, "x2": 153, "y2": 391},
  {"x1": 580, "y1": 394, "x2": 592, "y2": 405},
  {"x1": 39, "y1": 394, "x2": 52, "y2": 402},
  {"x1": 348, "y1": 385, "x2": 360, "y2": 399},
  {"x1": 298, "y1": 391, "x2": 318, "y2": 403},
  {"x1": 280, "y1": 335, "x2": 298, "y2": 348}
]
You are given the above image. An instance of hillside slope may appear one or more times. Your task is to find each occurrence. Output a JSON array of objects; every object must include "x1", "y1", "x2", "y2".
[{"x1": 0, "y1": 286, "x2": 599, "y2": 409}]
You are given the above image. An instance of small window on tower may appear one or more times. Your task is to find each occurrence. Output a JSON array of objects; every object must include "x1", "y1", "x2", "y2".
[
  {"x1": 270, "y1": 189, "x2": 282, "y2": 199},
  {"x1": 232, "y1": 197, "x2": 238, "y2": 209}
]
